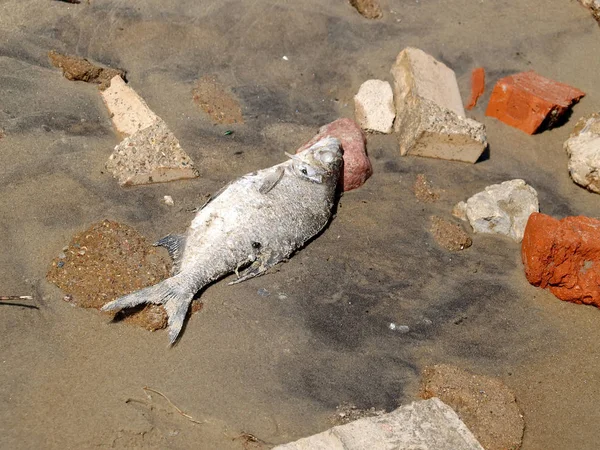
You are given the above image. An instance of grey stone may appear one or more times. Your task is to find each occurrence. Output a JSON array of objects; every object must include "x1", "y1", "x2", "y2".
[
  {"x1": 390, "y1": 47, "x2": 487, "y2": 163},
  {"x1": 354, "y1": 79, "x2": 395, "y2": 134},
  {"x1": 464, "y1": 179, "x2": 538, "y2": 242},
  {"x1": 106, "y1": 118, "x2": 199, "y2": 186},
  {"x1": 564, "y1": 113, "x2": 600, "y2": 193},
  {"x1": 273, "y1": 398, "x2": 484, "y2": 450}
]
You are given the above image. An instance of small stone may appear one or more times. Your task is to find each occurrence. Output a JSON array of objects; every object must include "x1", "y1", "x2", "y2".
[
  {"x1": 564, "y1": 113, "x2": 600, "y2": 193},
  {"x1": 349, "y1": 0, "x2": 382, "y2": 19},
  {"x1": 463, "y1": 179, "x2": 539, "y2": 242},
  {"x1": 430, "y1": 216, "x2": 472, "y2": 251},
  {"x1": 101, "y1": 75, "x2": 159, "y2": 136},
  {"x1": 420, "y1": 364, "x2": 524, "y2": 450},
  {"x1": 390, "y1": 47, "x2": 487, "y2": 163},
  {"x1": 522, "y1": 213, "x2": 600, "y2": 307},
  {"x1": 296, "y1": 118, "x2": 372, "y2": 191},
  {"x1": 452, "y1": 201, "x2": 468, "y2": 221},
  {"x1": 48, "y1": 51, "x2": 126, "y2": 91},
  {"x1": 106, "y1": 118, "x2": 199, "y2": 186},
  {"x1": 486, "y1": 71, "x2": 585, "y2": 134},
  {"x1": 163, "y1": 195, "x2": 175, "y2": 206},
  {"x1": 354, "y1": 79, "x2": 395, "y2": 134}
]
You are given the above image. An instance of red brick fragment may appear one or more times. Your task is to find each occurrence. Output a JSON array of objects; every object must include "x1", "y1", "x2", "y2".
[
  {"x1": 297, "y1": 118, "x2": 372, "y2": 191},
  {"x1": 486, "y1": 71, "x2": 585, "y2": 134},
  {"x1": 465, "y1": 67, "x2": 485, "y2": 110},
  {"x1": 522, "y1": 212, "x2": 600, "y2": 307}
]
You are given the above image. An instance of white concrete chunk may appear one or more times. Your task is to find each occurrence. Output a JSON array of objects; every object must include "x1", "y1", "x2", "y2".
[
  {"x1": 106, "y1": 118, "x2": 199, "y2": 186},
  {"x1": 465, "y1": 179, "x2": 539, "y2": 242},
  {"x1": 354, "y1": 79, "x2": 395, "y2": 134},
  {"x1": 274, "y1": 398, "x2": 484, "y2": 450},
  {"x1": 564, "y1": 113, "x2": 600, "y2": 193},
  {"x1": 101, "y1": 75, "x2": 159, "y2": 136},
  {"x1": 391, "y1": 47, "x2": 487, "y2": 163}
]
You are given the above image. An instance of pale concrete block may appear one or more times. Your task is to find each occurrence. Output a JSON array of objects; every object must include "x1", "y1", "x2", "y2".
[
  {"x1": 106, "y1": 118, "x2": 199, "y2": 186},
  {"x1": 101, "y1": 75, "x2": 159, "y2": 136},
  {"x1": 274, "y1": 398, "x2": 484, "y2": 450},
  {"x1": 391, "y1": 47, "x2": 487, "y2": 163},
  {"x1": 564, "y1": 113, "x2": 600, "y2": 193},
  {"x1": 354, "y1": 79, "x2": 395, "y2": 134}
]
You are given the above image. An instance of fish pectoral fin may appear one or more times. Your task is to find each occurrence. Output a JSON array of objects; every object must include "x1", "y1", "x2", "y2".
[
  {"x1": 154, "y1": 234, "x2": 186, "y2": 273},
  {"x1": 228, "y1": 249, "x2": 287, "y2": 285},
  {"x1": 258, "y1": 166, "x2": 285, "y2": 194}
]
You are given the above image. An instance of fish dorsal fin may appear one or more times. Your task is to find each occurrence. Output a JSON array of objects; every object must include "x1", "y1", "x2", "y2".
[
  {"x1": 154, "y1": 234, "x2": 186, "y2": 274},
  {"x1": 258, "y1": 166, "x2": 285, "y2": 194}
]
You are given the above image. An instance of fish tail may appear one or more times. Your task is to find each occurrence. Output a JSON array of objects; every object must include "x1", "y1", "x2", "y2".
[{"x1": 101, "y1": 275, "x2": 195, "y2": 345}]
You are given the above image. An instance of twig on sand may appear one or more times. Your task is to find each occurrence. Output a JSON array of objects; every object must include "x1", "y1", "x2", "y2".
[
  {"x1": 0, "y1": 295, "x2": 33, "y2": 301},
  {"x1": 142, "y1": 386, "x2": 204, "y2": 425}
]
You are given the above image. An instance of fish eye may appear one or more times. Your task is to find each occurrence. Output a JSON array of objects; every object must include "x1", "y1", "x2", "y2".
[{"x1": 301, "y1": 168, "x2": 308, "y2": 175}]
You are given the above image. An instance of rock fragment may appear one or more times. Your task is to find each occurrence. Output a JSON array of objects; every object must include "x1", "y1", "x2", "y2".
[
  {"x1": 274, "y1": 397, "x2": 484, "y2": 450},
  {"x1": 564, "y1": 113, "x2": 600, "y2": 193},
  {"x1": 465, "y1": 67, "x2": 485, "y2": 110},
  {"x1": 101, "y1": 75, "x2": 159, "y2": 137},
  {"x1": 106, "y1": 118, "x2": 199, "y2": 186},
  {"x1": 390, "y1": 47, "x2": 487, "y2": 164},
  {"x1": 430, "y1": 216, "x2": 472, "y2": 251},
  {"x1": 522, "y1": 213, "x2": 600, "y2": 307},
  {"x1": 486, "y1": 71, "x2": 585, "y2": 134},
  {"x1": 354, "y1": 79, "x2": 395, "y2": 133},
  {"x1": 463, "y1": 179, "x2": 538, "y2": 242},
  {"x1": 296, "y1": 118, "x2": 372, "y2": 191},
  {"x1": 452, "y1": 201, "x2": 468, "y2": 221},
  {"x1": 579, "y1": 0, "x2": 600, "y2": 24},
  {"x1": 420, "y1": 364, "x2": 524, "y2": 450},
  {"x1": 349, "y1": 0, "x2": 382, "y2": 19},
  {"x1": 48, "y1": 51, "x2": 126, "y2": 90}
]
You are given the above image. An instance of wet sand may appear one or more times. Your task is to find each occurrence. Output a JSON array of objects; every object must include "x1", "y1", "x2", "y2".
[{"x1": 1, "y1": 1, "x2": 600, "y2": 448}]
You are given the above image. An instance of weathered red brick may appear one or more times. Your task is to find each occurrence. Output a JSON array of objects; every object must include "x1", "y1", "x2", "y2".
[
  {"x1": 465, "y1": 67, "x2": 485, "y2": 110},
  {"x1": 522, "y1": 212, "x2": 600, "y2": 306},
  {"x1": 486, "y1": 71, "x2": 585, "y2": 134}
]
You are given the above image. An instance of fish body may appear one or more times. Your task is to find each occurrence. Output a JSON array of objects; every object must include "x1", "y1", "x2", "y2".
[{"x1": 102, "y1": 137, "x2": 343, "y2": 343}]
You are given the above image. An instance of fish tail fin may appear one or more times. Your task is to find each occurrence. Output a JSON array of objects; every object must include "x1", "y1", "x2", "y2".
[{"x1": 101, "y1": 275, "x2": 194, "y2": 345}]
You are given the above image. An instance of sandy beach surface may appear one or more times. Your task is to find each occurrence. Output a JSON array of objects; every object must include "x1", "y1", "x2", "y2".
[{"x1": 1, "y1": 1, "x2": 599, "y2": 448}]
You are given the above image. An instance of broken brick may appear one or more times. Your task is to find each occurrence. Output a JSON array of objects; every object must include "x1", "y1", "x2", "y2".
[
  {"x1": 465, "y1": 67, "x2": 485, "y2": 110},
  {"x1": 486, "y1": 71, "x2": 585, "y2": 134}
]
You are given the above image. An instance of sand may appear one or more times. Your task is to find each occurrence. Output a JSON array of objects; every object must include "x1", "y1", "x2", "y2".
[{"x1": 1, "y1": 0, "x2": 600, "y2": 449}]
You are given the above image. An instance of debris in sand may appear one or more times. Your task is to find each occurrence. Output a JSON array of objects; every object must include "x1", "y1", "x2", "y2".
[
  {"x1": 486, "y1": 71, "x2": 585, "y2": 134},
  {"x1": 163, "y1": 195, "x2": 175, "y2": 206},
  {"x1": 349, "y1": 0, "x2": 382, "y2": 19},
  {"x1": 101, "y1": 75, "x2": 159, "y2": 137},
  {"x1": 296, "y1": 118, "x2": 372, "y2": 191},
  {"x1": 275, "y1": 398, "x2": 484, "y2": 449},
  {"x1": 413, "y1": 174, "x2": 441, "y2": 203},
  {"x1": 142, "y1": 386, "x2": 204, "y2": 425},
  {"x1": 461, "y1": 179, "x2": 538, "y2": 242},
  {"x1": 354, "y1": 79, "x2": 395, "y2": 134},
  {"x1": 56, "y1": 0, "x2": 81, "y2": 3},
  {"x1": 465, "y1": 67, "x2": 485, "y2": 110},
  {"x1": 192, "y1": 75, "x2": 244, "y2": 125},
  {"x1": 330, "y1": 402, "x2": 385, "y2": 426},
  {"x1": 430, "y1": 216, "x2": 472, "y2": 251},
  {"x1": 46, "y1": 220, "x2": 200, "y2": 331},
  {"x1": 48, "y1": 50, "x2": 125, "y2": 90},
  {"x1": 0, "y1": 129, "x2": 5, "y2": 139},
  {"x1": 0, "y1": 295, "x2": 33, "y2": 301},
  {"x1": 420, "y1": 364, "x2": 524, "y2": 450},
  {"x1": 106, "y1": 118, "x2": 199, "y2": 186},
  {"x1": 579, "y1": 0, "x2": 600, "y2": 24},
  {"x1": 391, "y1": 47, "x2": 487, "y2": 164},
  {"x1": 564, "y1": 112, "x2": 600, "y2": 193},
  {"x1": 522, "y1": 213, "x2": 600, "y2": 308}
]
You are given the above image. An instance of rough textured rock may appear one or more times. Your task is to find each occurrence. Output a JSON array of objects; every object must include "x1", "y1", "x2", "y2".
[
  {"x1": 390, "y1": 47, "x2": 487, "y2": 163},
  {"x1": 564, "y1": 113, "x2": 600, "y2": 193},
  {"x1": 348, "y1": 0, "x2": 382, "y2": 19},
  {"x1": 486, "y1": 71, "x2": 585, "y2": 134},
  {"x1": 354, "y1": 79, "x2": 395, "y2": 134},
  {"x1": 274, "y1": 397, "x2": 484, "y2": 450},
  {"x1": 464, "y1": 179, "x2": 539, "y2": 242},
  {"x1": 579, "y1": 0, "x2": 600, "y2": 24},
  {"x1": 296, "y1": 118, "x2": 372, "y2": 191},
  {"x1": 420, "y1": 364, "x2": 524, "y2": 450},
  {"x1": 48, "y1": 51, "x2": 126, "y2": 91},
  {"x1": 106, "y1": 118, "x2": 199, "y2": 186},
  {"x1": 101, "y1": 75, "x2": 159, "y2": 137},
  {"x1": 430, "y1": 216, "x2": 472, "y2": 251},
  {"x1": 522, "y1": 213, "x2": 600, "y2": 307},
  {"x1": 465, "y1": 67, "x2": 485, "y2": 110}
]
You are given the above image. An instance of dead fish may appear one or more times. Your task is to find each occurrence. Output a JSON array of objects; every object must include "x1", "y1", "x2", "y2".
[{"x1": 102, "y1": 137, "x2": 343, "y2": 344}]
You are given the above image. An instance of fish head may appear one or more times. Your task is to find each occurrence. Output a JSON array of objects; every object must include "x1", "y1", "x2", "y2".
[{"x1": 288, "y1": 137, "x2": 343, "y2": 184}]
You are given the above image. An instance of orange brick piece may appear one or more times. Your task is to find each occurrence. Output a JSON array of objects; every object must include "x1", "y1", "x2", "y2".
[
  {"x1": 486, "y1": 71, "x2": 585, "y2": 134},
  {"x1": 465, "y1": 67, "x2": 485, "y2": 110}
]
